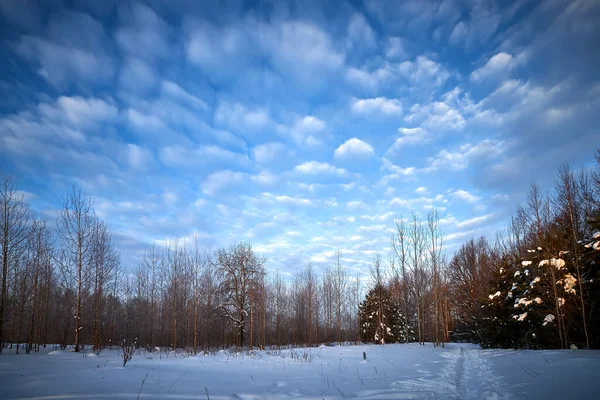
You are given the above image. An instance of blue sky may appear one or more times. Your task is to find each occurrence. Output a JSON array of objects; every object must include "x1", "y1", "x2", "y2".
[{"x1": 1, "y1": 0, "x2": 599, "y2": 277}]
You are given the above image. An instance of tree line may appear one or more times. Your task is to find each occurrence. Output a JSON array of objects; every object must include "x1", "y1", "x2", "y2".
[{"x1": 1, "y1": 150, "x2": 599, "y2": 354}]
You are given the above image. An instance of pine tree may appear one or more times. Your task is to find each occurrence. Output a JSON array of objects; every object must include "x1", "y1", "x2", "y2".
[{"x1": 358, "y1": 284, "x2": 404, "y2": 344}]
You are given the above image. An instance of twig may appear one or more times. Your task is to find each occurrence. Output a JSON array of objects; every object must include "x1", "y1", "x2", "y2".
[
  {"x1": 541, "y1": 353, "x2": 552, "y2": 365},
  {"x1": 136, "y1": 372, "x2": 150, "y2": 400},
  {"x1": 355, "y1": 366, "x2": 364, "y2": 385},
  {"x1": 332, "y1": 381, "x2": 346, "y2": 398},
  {"x1": 204, "y1": 386, "x2": 210, "y2": 400},
  {"x1": 168, "y1": 370, "x2": 189, "y2": 392}
]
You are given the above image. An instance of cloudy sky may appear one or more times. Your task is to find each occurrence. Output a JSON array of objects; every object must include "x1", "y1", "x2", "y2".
[{"x1": 0, "y1": 0, "x2": 598, "y2": 276}]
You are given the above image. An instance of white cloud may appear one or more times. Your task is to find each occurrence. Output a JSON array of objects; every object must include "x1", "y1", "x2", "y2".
[
  {"x1": 456, "y1": 213, "x2": 497, "y2": 229},
  {"x1": 250, "y1": 171, "x2": 279, "y2": 186},
  {"x1": 159, "y1": 144, "x2": 250, "y2": 168},
  {"x1": 266, "y1": 21, "x2": 344, "y2": 73},
  {"x1": 288, "y1": 116, "x2": 326, "y2": 146},
  {"x1": 346, "y1": 65, "x2": 393, "y2": 89},
  {"x1": 115, "y1": 1, "x2": 170, "y2": 61},
  {"x1": 429, "y1": 139, "x2": 504, "y2": 170},
  {"x1": 452, "y1": 189, "x2": 481, "y2": 203},
  {"x1": 119, "y1": 57, "x2": 157, "y2": 91},
  {"x1": 334, "y1": 138, "x2": 374, "y2": 160},
  {"x1": 127, "y1": 109, "x2": 168, "y2": 131},
  {"x1": 215, "y1": 101, "x2": 271, "y2": 131},
  {"x1": 351, "y1": 97, "x2": 402, "y2": 115},
  {"x1": 346, "y1": 201, "x2": 364, "y2": 210},
  {"x1": 160, "y1": 81, "x2": 209, "y2": 111},
  {"x1": 387, "y1": 127, "x2": 430, "y2": 153},
  {"x1": 274, "y1": 195, "x2": 313, "y2": 206},
  {"x1": 294, "y1": 161, "x2": 347, "y2": 176},
  {"x1": 415, "y1": 186, "x2": 427, "y2": 194},
  {"x1": 39, "y1": 96, "x2": 118, "y2": 128},
  {"x1": 386, "y1": 37, "x2": 407, "y2": 59},
  {"x1": 398, "y1": 56, "x2": 449, "y2": 87},
  {"x1": 470, "y1": 52, "x2": 514, "y2": 82},
  {"x1": 15, "y1": 10, "x2": 114, "y2": 87},
  {"x1": 449, "y1": 21, "x2": 468, "y2": 45},
  {"x1": 346, "y1": 13, "x2": 376, "y2": 51},
  {"x1": 428, "y1": 140, "x2": 504, "y2": 171},
  {"x1": 405, "y1": 102, "x2": 465, "y2": 131},
  {"x1": 127, "y1": 143, "x2": 154, "y2": 170},
  {"x1": 162, "y1": 190, "x2": 178, "y2": 206},
  {"x1": 253, "y1": 142, "x2": 290, "y2": 165},
  {"x1": 381, "y1": 158, "x2": 416, "y2": 176},
  {"x1": 201, "y1": 170, "x2": 246, "y2": 196}
]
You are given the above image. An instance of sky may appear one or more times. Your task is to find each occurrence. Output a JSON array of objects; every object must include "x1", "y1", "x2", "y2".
[{"x1": 0, "y1": 0, "x2": 599, "y2": 278}]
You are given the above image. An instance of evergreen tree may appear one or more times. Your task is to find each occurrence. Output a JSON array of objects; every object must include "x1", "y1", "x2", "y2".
[{"x1": 358, "y1": 284, "x2": 404, "y2": 344}]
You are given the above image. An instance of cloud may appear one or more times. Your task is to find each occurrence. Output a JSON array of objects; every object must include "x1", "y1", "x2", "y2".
[
  {"x1": 115, "y1": 1, "x2": 171, "y2": 61},
  {"x1": 452, "y1": 189, "x2": 481, "y2": 204},
  {"x1": 38, "y1": 96, "x2": 118, "y2": 128},
  {"x1": 387, "y1": 127, "x2": 430, "y2": 153},
  {"x1": 398, "y1": 56, "x2": 449, "y2": 88},
  {"x1": 351, "y1": 97, "x2": 402, "y2": 115},
  {"x1": 386, "y1": 37, "x2": 407, "y2": 59},
  {"x1": 15, "y1": 10, "x2": 114, "y2": 87},
  {"x1": 201, "y1": 170, "x2": 246, "y2": 196},
  {"x1": 215, "y1": 101, "x2": 272, "y2": 132},
  {"x1": 470, "y1": 52, "x2": 514, "y2": 82},
  {"x1": 346, "y1": 65, "x2": 394, "y2": 90},
  {"x1": 127, "y1": 144, "x2": 155, "y2": 170},
  {"x1": 185, "y1": 18, "x2": 343, "y2": 84},
  {"x1": 456, "y1": 213, "x2": 497, "y2": 229},
  {"x1": 346, "y1": 13, "x2": 376, "y2": 52},
  {"x1": 159, "y1": 144, "x2": 250, "y2": 169},
  {"x1": 405, "y1": 101, "x2": 466, "y2": 131},
  {"x1": 253, "y1": 142, "x2": 291, "y2": 166},
  {"x1": 288, "y1": 116, "x2": 326, "y2": 146},
  {"x1": 415, "y1": 186, "x2": 427, "y2": 194},
  {"x1": 266, "y1": 20, "x2": 344, "y2": 74},
  {"x1": 428, "y1": 139, "x2": 504, "y2": 171},
  {"x1": 250, "y1": 171, "x2": 280, "y2": 186},
  {"x1": 294, "y1": 161, "x2": 347, "y2": 176},
  {"x1": 334, "y1": 138, "x2": 374, "y2": 160},
  {"x1": 160, "y1": 81, "x2": 209, "y2": 111},
  {"x1": 119, "y1": 57, "x2": 158, "y2": 92}
]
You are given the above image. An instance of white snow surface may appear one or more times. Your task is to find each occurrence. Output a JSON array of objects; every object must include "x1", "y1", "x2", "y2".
[{"x1": 1, "y1": 343, "x2": 600, "y2": 399}]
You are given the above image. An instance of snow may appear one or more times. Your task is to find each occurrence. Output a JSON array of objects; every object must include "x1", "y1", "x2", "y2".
[
  {"x1": 489, "y1": 291, "x2": 501, "y2": 300},
  {"x1": 1, "y1": 343, "x2": 600, "y2": 399},
  {"x1": 543, "y1": 314, "x2": 556, "y2": 326},
  {"x1": 521, "y1": 261, "x2": 532, "y2": 267}
]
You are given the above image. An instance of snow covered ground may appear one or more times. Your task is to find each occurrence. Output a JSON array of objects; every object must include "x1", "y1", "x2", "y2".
[{"x1": 1, "y1": 343, "x2": 599, "y2": 399}]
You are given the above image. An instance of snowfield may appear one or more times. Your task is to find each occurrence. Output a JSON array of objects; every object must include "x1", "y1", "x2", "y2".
[{"x1": 1, "y1": 343, "x2": 599, "y2": 400}]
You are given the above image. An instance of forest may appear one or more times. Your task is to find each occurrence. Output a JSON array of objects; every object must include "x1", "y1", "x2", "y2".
[{"x1": 1, "y1": 150, "x2": 599, "y2": 355}]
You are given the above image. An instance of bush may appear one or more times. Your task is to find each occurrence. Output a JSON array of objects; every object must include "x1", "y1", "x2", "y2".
[{"x1": 121, "y1": 339, "x2": 134, "y2": 367}]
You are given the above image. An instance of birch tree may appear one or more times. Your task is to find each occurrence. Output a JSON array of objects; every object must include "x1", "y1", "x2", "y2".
[{"x1": 56, "y1": 186, "x2": 95, "y2": 352}]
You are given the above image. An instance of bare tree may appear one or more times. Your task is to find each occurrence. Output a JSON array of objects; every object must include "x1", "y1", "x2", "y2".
[
  {"x1": 90, "y1": 220, "x2": 119, "y2": 352},
  {"x1": 555, "y1": 164, "x2": 590, "y2": 348},
  {"x1": 0, "y1": 177, "x2": 30, "y2": 352},
  {"x1": 56, "y1": 186, "x2": 95, "y2": 352},
  {"x1": 391, "y1": 215, "x2": 410, "y2": 343},
  {"x1": 409, "y1": 212, "x2": 427, "y2": 345},
  {"x1": 427, "y1": 209, "x2": 445, "y2": 348},
  {"x1": 333, "y1": 250, "x2": 348, "y2": 343},
  {"x1": 216, "y1": 242, "x2": 265, "y2": 348},
  {"x1": 370, "y1": 253, "x2": 386, "y2": 344}
]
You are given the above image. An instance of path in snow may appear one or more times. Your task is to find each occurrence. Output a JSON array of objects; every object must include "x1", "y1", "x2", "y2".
[{"x1": 1, "y1": 343, "x2": 599, "y2": 399}]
